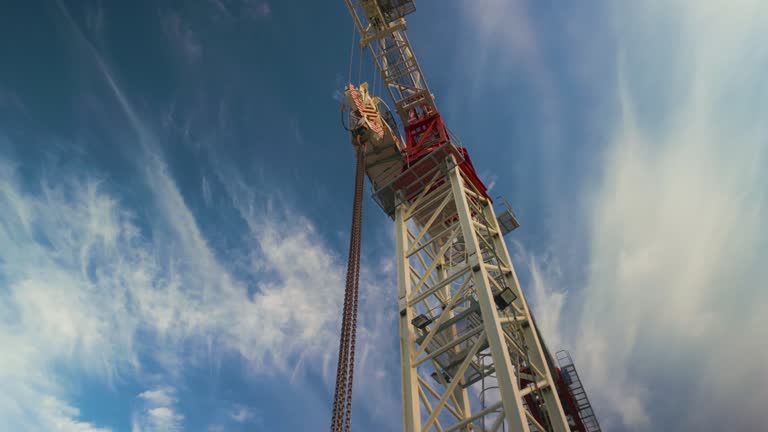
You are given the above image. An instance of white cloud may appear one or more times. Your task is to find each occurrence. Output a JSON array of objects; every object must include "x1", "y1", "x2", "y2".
[
  {"x1": 0, "y1": 5, "x2": 402, "y2": 430},
  {"x1": 139, "y1": 387, "x2": 177, "y2": 408},
  {"x1": 480, "y1": 171, "x2": 498, "y2": 193},
  {"x1": 162, "y1": 12, "x2": 202, "y2": 64},
  {"x1": 207, "y1": 0, "x2": 272, "y2": 21},
  {"x1": 464, "y1": 0, "x2": 768, "y2": 430},
  {"x1": 1, "y1": 88, "x2": 399, "y2": 432},
  {"x1": 84, "y1": 3, "x2": 105, "y2": 39},
  {"x1": 456, "y1": 0, "x2": 565, "y2": 204},
  {"x1": 214, "y1": 164, "x2": 401, "y2": 422},
  {"x1": 246, "y1": 1, "x2": 272, "y2": 19},
  {"x1": 41, "y1": 397, "x2": 112, "y2": 432},
  {"x1": 229, "y1": 405, "x2": 256, "y2": 423},
  {"x1": 459, "y1": 0, "x2": 539, "y2": 75},
  {"x1": 35, "y1": 1, "x2": 767, "y2": 430},
  {"x1": 133, "y1": 386, "x2": 183, "y2": 432},
  {"x1": 547, "y1": 1, "x2": 768, "y2": 430},
  {"x1": 0, "y1": 163, "x2": 123, "y2": 431},
  {"x1": 207, "y1": 0, "x2": 232, "y2": 18},
  {"x1": 511, "y1": 244, "x2": 567, "y2": 352},
  {"x1": 201, "y1": 175, "x2": 212, "y2": 207},
  {"x1": 0, "y1": 133, "x2": 393, "y2": 428}
]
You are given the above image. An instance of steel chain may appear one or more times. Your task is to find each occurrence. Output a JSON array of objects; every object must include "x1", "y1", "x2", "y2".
[{"x1": 331, "y1": 145, "x2": 366, "y2": 432}]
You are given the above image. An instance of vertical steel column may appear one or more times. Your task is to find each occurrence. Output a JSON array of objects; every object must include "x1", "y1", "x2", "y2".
[
  {"x1": 447, "y1": 162, "x2": 532, "y2": 432},
  {"x1": 481, "y1": 204, "x2": 570, "y2": 432},
  {"x1": 396, "y1": 204, "x2": 422, "y2": 432}
]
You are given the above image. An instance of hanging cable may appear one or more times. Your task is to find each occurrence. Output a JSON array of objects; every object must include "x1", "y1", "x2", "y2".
[
  {"x1": 341, "y1": 105, "x2": 351, "y2": 131},
  {"x1": 348, "y1": 21, "x2": 356, "y2": 84},
  {"x1": 330, "y1": 140, "x2": 366, "y2": 432},
  {"x1": 358, "y1": 44, "x2": 363, "y2": 84},
  {"x1": 371, "y1": 55, "x2": 378, "y2": 97}
]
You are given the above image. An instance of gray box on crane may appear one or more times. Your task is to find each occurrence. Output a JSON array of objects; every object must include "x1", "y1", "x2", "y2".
[{"x1": 379, "y1": 0, "x2": 416, "y2": 23}]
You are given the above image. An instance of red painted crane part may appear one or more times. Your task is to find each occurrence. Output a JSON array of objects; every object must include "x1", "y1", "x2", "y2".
[{"x1": 398, "y1": 110, "x2": 490, "y2": 202}]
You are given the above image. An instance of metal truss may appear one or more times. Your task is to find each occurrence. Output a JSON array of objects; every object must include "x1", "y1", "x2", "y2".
[
  {"x1": 394, "y1": 152, "x2": 571, "y2": 432},
  {"x1": 343, "y1": 0, "x2": 437, "y2": 125}
]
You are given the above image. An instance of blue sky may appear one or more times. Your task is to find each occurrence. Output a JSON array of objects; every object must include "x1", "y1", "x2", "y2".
[{"x1": 1, "y1": 0, "x2": 767, "y2": 431}]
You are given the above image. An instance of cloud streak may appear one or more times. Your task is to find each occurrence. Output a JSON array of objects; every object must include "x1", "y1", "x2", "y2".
[
  {"x1": 2, "y1": 5, "x2": 402, "y2": 430},
  {"x1": 163, "y1": 12, "x2": 203, "y2": 64},
  {"x1": 461, "y1": 0, "x2": 768, "y2": 430},
  {"x1": 0, "y1": 161, "x2": 136, "y2": 431},
  {"x1": 544, "y1": 1, "x2": 768, "y2": 430},
  {"x1": 574, "y1": 2, "x2": 768, "y2": 427}
]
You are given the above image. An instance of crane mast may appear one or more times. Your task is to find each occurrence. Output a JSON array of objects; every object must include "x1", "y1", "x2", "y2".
[{"x1": 333, "y1": 2, "x2": 601, "y2": 431}]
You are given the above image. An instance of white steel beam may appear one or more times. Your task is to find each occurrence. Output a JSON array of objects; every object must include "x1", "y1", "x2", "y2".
[
  {"x1": 447, "y1": 162, "x2": 532, "y2": 432},
  {"x1": 480, "y1": 203, "x2": 570, "y2": 432},
  {"x1": 396, "y1": 204, "x2": 422, "y2": 432}
]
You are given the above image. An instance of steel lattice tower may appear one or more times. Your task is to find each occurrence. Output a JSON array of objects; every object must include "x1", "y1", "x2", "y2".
[
  {"x1": 387, "y1": 149, "x2": 569, "y2": 432},
  {"x1": 335, "y1": 1, "x2": 576, "y2": 430}
]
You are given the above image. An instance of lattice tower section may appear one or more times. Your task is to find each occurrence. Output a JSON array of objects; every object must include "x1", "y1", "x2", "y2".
[{"x1": 394, "y1": 151, "x2": 570, "y2": 432}]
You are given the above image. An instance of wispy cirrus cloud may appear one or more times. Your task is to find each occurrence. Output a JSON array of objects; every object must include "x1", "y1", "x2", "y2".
[
  {"x1": 162, "y1": 12, "x2": 203, "y2": 64},
  {"x1": 573, "y1": 2, "x2": 768, "y2": 429},
  {"x1": 459, "y1": 0, "x2": 539, "y2": 71},
  {"x1": 0, "y1": 123, "x2": 397, "y2": 430},
  {"x1": 201, "y1": 175, "x2": 213, "y2": 207},
  {"x1": 0, "y1": 145, "x2": 345, "y2": 428},
  {"x1": 229, "y1": 404, "x2": 258, "y2": 423},
  {"x1": 479, "y1": 170, "x2": 498, "y2": 192},
  {"x1": 510, "y1": 243, "x2": 567, "y2": 353},
  {"x1": 39, "y1": 397, "x2": 112, "y2": 432},
  {"x1": 207, "y1": 0, "x2": 272, "y2": 21},
  {"x1": 461, "y1": 0, "x2": 768, "y2": 430},
  {"x1": 84, "y1": 2, "x2": 105, "y2": 40},
  {"x1": 3, "y1": 5, "x2": 401, "y2": 430},
  {"x1": 246, "y1": 1, "x2": 271, "y2": 19},
  {"x1": 0, "y1": 161, "x2": 138, "y2": 431}
]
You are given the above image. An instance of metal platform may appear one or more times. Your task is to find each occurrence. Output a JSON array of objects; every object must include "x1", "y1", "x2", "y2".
[
  {"x1": 379, "y1": 0, "x2": 416, "y2": 23},
  {"x1": 495, "y1": 197, "x2": 520, "y2": 236}
]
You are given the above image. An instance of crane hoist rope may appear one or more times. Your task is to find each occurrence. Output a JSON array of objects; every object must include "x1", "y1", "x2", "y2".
[{"x1": 330, "y1": 141, "x2": 366, "y2": 432}]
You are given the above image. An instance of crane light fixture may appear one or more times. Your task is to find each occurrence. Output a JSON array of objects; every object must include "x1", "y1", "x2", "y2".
[
  {"x1": 494, "y1": 288, "x2": 517, "y2": 310},
  {"x1": 411, "y1": 314, "x2": 433, "y2": 330}
]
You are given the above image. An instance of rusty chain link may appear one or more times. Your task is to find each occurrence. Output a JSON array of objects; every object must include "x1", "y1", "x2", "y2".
[{"x1": 331, "y1": 143, "x2": 366, "y2": 432}]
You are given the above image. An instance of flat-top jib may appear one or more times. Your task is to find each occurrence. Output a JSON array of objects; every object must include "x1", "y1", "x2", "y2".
[
  {"x1": 344, "y1": 0, "x2": 436, "y2": 129},
  {"x1": 344, "y1": 0, "x2": 490, "y2": 217}
]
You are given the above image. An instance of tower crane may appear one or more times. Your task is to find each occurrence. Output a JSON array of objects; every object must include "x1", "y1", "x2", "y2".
[{"x1": 330, "y1": 2, "x2": 601, "y2": 431}]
